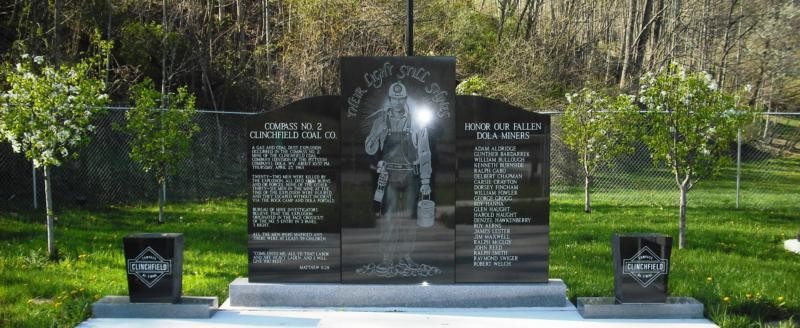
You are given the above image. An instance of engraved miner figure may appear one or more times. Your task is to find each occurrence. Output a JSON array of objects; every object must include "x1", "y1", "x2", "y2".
[{"x1": 359, "y1": 81, "x2": 440, "y2": 278}]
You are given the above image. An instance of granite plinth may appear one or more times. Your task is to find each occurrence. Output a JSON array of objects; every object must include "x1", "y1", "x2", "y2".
[
  {"x1": 92, "y1": 296, "x2": 218, "y2": 318},
  {"x1": 577, "y1": 297, "x2": 704, "y2": 319},
  {"x1": 228, "y1": 277, "x2": 567, "y2": 307}
]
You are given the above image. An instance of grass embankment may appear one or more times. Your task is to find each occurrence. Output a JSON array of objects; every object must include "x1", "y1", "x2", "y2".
[{"x1": 1, "y1": 163, "x2": 798, "y2": 327}]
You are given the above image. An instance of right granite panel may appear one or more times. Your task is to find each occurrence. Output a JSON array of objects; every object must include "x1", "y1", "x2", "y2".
[{"x1": 455, "y1": 95, "x2": 550, "y2": 283}]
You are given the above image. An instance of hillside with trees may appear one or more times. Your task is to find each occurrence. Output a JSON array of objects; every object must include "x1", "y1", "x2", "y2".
[{"x1": 0, "y1": 0, "x2": 797, "y2": 112}]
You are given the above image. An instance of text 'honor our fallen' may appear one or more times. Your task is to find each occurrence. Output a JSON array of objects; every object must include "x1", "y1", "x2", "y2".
[{"x1": 464, "y1": 122, "x2": 543, "y2": 140}]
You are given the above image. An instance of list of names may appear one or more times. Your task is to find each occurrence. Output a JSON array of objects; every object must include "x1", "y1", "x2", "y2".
[{"x1": 472, "y1": 145, "x2": 531, "y2": 268}]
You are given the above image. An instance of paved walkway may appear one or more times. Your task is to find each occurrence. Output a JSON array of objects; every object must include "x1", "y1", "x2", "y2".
[{"x1": 78, "y1": 299, "x2": 718, "y2": 328}]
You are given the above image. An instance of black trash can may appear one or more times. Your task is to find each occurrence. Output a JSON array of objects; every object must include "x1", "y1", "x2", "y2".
[
  {"x1": 123, "y1": 233, "x2": 184, "y2": 303},
  {"x1": 612, "y1": 233, "x2": 672, "y2": 303}
]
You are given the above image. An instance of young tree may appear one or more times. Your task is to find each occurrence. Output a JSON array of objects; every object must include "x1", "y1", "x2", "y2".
[
  {"x1": 124, "y1": 79, "x2": 198, "y2": 224},
  {"x1": 639, "y1": 63, "x2": 749, "y2": 249},
  {"x1": 0, "y1": 53, "x2": 109, "y2": 259},
  {"x1": 562, "y1": 89, "x2": 639, "y2": 213}
]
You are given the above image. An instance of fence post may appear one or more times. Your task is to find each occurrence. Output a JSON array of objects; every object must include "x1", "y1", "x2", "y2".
[
  {"x1": 736, "y1": 128, "x2": 742, "y2": 209},
  {"x1": 32, "y1": 162, "x2": 38, "y2": 209}
]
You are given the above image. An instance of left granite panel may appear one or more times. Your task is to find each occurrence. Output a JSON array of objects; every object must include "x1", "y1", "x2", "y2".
[{"x1": 246, "y1": 96, "x2": 342, "y2": 283}]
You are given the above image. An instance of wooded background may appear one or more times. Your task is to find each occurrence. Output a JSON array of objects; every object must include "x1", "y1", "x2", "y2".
[
  {"x1": 1, "y1": 0, "x2": 798, "y2": 210},
  {"x1": 0, "y1": 0, "x2": 797, "y2": 112}
]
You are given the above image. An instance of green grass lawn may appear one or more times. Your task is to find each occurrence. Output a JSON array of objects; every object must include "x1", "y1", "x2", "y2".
[
  {"x1": 551, "y1": 191, "x2": 799, "y2": 327},
  {"x1": 1, "y1": 188, "x2": 798, "y2": 327},
  {"x1": 0, "y1": 201, "x2": 248, "y2": 327}
]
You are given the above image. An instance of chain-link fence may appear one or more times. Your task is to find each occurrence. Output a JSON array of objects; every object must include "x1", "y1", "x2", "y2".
[
  {"x1": 0, "y1": 108, "x2": 249, "y2": 209},
  {"x1": 550, "y1": 113, "x2": 800, "y2": 210},
  {"x1": 1, "y1": 108, "x2": 798, "y2": 211}
]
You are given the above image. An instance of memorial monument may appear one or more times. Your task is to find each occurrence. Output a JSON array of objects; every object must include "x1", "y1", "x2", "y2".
[{"x1": 231, "y1": 56, "x2": 564, "y2": 307}]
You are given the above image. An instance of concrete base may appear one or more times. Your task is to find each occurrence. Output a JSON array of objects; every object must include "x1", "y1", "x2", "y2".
[
  {"x1": 92, "y1": 296, "x2": 218, "y2": 318},
  {"x1": 80, "y1": 304, "x2": 719, "y2": 328},
  {"x1": 577, "y1": 297, "x2": 704, "y2": 319},
  {"x1": 228, "y1": 277, "x2": 567, "y2": 307}
]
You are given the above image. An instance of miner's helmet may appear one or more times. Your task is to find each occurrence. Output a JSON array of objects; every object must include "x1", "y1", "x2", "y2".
[{"x1": 388, "y1": 82, "x2": 407, "y2": 99}]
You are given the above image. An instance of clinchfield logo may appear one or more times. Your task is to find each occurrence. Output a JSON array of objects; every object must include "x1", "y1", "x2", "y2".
[
  {"x1": 127, "y1": 247, "x2": 172, "y2": 288},
  {"x1": 622, "y1": 246, "x2": 668, "y2": 287}
]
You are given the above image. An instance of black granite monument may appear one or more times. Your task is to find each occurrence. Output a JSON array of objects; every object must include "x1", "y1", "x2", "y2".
[
  {"x1": 245, "y1": 56, "x2": 551, "y2": 285},
  {"x1": 123, "y1": 233, "x2": 184, "y2": 303},
  {"x1": 613, "y1": 233, "x2": 672, "y2": 303}
]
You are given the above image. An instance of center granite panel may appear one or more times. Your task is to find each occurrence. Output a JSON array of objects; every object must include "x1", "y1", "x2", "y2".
[{"x1": 339, "y1": 57, "x2": 457, "y2": 283}]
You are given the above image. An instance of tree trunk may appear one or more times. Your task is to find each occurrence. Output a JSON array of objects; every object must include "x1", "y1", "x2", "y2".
[
  {"x1": 584, "y1": 175, "x2": 591, "y2": 213},
  {"x1": 584, "y1": 3, "x2": 595, "y2": 72},
  {"x1": 524, "y1": 0, "x2": 541, "y2": 40},
  {"x1": 235, "y1": 0, "x2": 241, "y2": 34},
  {"x1": 514, "y1": 0, "x2": 531, "y2": 38},
  {"x1": 497, "y1": 0, "x2": 509, "y2": 43},
  {"x1": 161, "y1": 0, "x2": 168, "y2": 102},
  {"x1": 678, "y1": 182, "x2": 687, "y2": 249},
  {"x1": 105, "y1": 0, "x2": 112, "y2": 84},
  {"x1": 632, "y1": 0, "x2": 654, "y2": 86},
  {"x1": 266, "y1": 0, "x2": 271, "y2": 79},
  {"x1": 619, "y1": 0, "x2": 636, "y2": 89},
  {"x1": 732, "y1": 2, "x2": 743, "y2": 88},
  {"x1": 717, "y1": 0, "x2": 739, "y2": 88},
  {"x1": 668, "y1": 0, "x2": 681, "y2": 61},
  {"x1": 53, "y1": 0, "x2": 60, "y2": 66},
  {"x1": 647, "y1": 0, "x2": 664, "y2": 71},
  {"x1": 263, "y1": 0, "x2": 269, "y2": 45},
  {"x1": 604, "y1": 11, "x2": 612, "y2": 83},
  {"x1": 749, "y1": 64, "x2": 765, "y2": 107},
  {"x1": 43, "y1": 165, "x2": 57, "y2": 259},
  {"x1": 699, "y1": 0, "x2": 709, "y2": 70}
]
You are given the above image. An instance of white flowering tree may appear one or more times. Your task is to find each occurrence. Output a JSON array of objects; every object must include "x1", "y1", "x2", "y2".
[
  {"x1": 456, "y1": 76, "x2": 488, "y2": 96},
  {"x1": 123, "y1": 79, "x2": 198, "y2": 224},
  {"x1": 0, "y1": 53, "x2": 110, "y2": 259},
  {"x1": 639, "y1": 63, "x2": 750, "y2": 249},
  {"x1": 562, "y1": 89, "x2": 639, "y2": 213}
]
